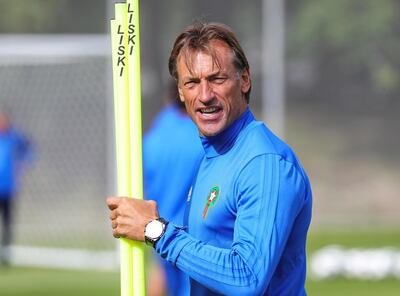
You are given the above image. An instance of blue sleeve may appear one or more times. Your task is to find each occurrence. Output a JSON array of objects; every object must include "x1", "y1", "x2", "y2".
[
  {"x1": 142, "y1": 133, "x2": 154, "y2": 199},
  {"x1": 155, "y1": 154, "x2": 307, "y2": 295},
  {"x1": 12, "y1": 130, "x2": 35, "y2": 165}
]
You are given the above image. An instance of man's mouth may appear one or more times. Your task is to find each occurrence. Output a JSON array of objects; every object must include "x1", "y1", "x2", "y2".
[{"x1": 198, "y1": 107, "x2": 222, "y2": 114}]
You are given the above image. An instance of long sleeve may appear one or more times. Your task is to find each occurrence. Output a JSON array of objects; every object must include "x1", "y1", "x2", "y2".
[{"x1": 155, "y1": 154, "x2": 311, "y2": 295}]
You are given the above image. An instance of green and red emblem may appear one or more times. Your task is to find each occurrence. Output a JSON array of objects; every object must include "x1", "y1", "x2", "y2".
[{"x1": 202, "y1": 186, "x2": 220, "y2": 219}]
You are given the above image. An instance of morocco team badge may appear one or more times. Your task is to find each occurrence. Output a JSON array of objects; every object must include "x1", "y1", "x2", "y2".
[{"x1": 202, "y1": 186, "x2": 220, "y2": 219}]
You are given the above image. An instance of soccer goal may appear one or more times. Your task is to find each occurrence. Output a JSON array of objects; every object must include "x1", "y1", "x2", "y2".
[{"x1": 0, "y1": 34, "x2": 118, "y2": 270}]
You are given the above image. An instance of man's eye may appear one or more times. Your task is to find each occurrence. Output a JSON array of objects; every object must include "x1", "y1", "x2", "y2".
[
  {"x1": 211, "y1": 77, "x2": 226, "y2": 84},
  {"x1": 184, "y1": 81, "x2": 196, "y2": 89}
]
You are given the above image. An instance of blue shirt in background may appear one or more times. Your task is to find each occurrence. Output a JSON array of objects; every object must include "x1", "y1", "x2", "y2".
[
  {"x1": 0, "y1": 129, "x2": 32, "y2": 198},
  {"x1": 143, "y1": 104, "x2": 204, "y2": 296}
]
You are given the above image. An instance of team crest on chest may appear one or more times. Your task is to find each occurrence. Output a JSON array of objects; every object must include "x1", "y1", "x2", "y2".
[{"x1": 202, "y1": 186, "x2": 220, "y2": 219}]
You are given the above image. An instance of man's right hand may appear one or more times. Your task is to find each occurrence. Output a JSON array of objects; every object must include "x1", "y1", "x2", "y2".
[{"x1": 106, "y1": 197, "x2": 159, "y2": 241}]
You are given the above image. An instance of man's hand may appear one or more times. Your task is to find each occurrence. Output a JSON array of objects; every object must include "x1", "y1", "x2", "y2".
[{"x1": 106, "y1": 197, "x2": 159, "y2": 241}]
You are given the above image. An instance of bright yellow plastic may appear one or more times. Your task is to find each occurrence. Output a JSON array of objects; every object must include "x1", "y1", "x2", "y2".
[
  {"x1": 110, "y1": 1, "x2": 145, "y2": 295},
  {"x1": 126, "y1": 0, "x2": 146, "y2": 295}
]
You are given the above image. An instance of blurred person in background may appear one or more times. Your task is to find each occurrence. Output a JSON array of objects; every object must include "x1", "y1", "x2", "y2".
[
  {"x1": 108, "y1": 22, "x2": 312, "y2": 295},
  {"x1": 143, "y1": 81, "x2": 204, "y2": 296},
  {"x1": 0, "y1": 110, "x2": 34, "y2": 266}
]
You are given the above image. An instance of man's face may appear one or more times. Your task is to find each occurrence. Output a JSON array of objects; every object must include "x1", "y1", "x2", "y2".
[
  {"x1": 0, "y1": 113, "x2": 9, "y2": 133},
  {"x1": 176, "y1": 40, "x2": 250, "y2": 137}
]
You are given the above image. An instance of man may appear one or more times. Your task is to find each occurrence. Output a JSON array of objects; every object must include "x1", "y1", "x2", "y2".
[
  {"x1": 143, "y1": 81, "x2": 203, "y2": 296},
  {"x1": 107, "y1": 22, "x2": 312, "y2": 295},
  {"x1": 0, "y1": 111, "x2": 33, "y2": 265}
]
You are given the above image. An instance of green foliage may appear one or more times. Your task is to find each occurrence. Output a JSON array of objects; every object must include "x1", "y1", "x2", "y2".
[
  {"x1": 0, "y1": 0, "x2": 105, "y2": 33},
  {"x1": 291, "y1": 0, "x2": 396, "y2": 52},
  {"x1": 0, "y1": 0, "x2": 68, "y2": 33},
  {"x1": 289, "y1": 0, "x2": 400, "y2": 94}
]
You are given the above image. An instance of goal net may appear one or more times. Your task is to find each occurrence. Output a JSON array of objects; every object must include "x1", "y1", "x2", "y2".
[{"x1": 0, "y1": 34, "x2": 117, "y2": 270}]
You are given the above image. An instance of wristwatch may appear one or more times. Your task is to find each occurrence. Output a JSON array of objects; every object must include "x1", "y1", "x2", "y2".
[{"x1": 144, "y1": 218, "x2": 168, "y2": 248}]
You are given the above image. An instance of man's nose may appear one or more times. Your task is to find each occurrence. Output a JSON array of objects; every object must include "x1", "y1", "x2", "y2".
[{"x1": 198, "y1": 81, "x2": 214, "y2": 103}]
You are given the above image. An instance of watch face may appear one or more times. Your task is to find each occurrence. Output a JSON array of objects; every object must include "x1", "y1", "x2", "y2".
[{"x1": 145, "y1": 220, "x2": 164, "y2": 239}]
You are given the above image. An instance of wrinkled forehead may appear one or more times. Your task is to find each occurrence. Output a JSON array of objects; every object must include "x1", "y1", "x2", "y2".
[{"x1": 177, "y1": 40, "x2": 234, "y2": 78}]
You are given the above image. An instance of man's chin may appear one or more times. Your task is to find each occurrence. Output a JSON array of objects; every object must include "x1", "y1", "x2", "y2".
[{"x1": 198, "y1": 124, "x2": 225, "y2": 137}]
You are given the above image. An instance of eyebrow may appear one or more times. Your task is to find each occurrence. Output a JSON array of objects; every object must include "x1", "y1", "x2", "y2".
[{"x1": 182, "y1": 70, "x2": 227, "y2": 82}]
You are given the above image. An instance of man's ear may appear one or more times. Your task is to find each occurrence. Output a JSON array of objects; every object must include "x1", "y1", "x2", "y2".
[
  {"x1": 178, "y1": 85, "x2": 185, "y2": 103},
  {"x1": 240, "y1": 69, "x2": 251, "y2": 94}
]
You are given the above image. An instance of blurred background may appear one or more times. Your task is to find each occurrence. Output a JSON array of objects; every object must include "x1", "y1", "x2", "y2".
[{"x1": 0, "y1": 0, "x2": 399, "y2": 295}]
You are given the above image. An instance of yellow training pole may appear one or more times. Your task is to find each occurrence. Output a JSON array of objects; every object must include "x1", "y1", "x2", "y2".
[
  {"x1": 111, "y1": 1, "x2": 145, "y2": 295},
  {"x1": 111, "y1": 4, "x2": 134, "y2": 296},
  {"x1": 126, "y1": 0, "x2": 146, "y2": 295}
]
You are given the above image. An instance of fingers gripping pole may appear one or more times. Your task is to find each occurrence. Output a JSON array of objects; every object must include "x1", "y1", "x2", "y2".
[{"x1": 111, "y1": 1, "x2": 145, "y2": 296}]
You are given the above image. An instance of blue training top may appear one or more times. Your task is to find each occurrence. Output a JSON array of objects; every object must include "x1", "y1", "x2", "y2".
[
  {"x1": 0, "y1": 129, "x2": 32, "y2": 197},
  {"x1": 143, "y1": 104, "x2": 204, "y2": 296},
  {"x1": 156, "y1": 108, "x2": 312, "y2": 295}
]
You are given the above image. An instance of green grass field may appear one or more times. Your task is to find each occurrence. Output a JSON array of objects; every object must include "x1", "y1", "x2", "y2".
[
  {"x1": 307, "y1": 278, "x2": 400, "y2": 296},
  {"x1": 0, "y1": 267, "x2": 119, "y2": 296},
  {"x1": 0, "y1": 229, "x2": 399, "y2": 296},
  {"x1": 307, "y1": 228, "x2": 400, "y2": 253},
  {"x1": 1, "y1": 267, "x2": 399, "y2": 296},
  {"x1": 306, "y1": 228, "x2": 400, "y2": 296}
]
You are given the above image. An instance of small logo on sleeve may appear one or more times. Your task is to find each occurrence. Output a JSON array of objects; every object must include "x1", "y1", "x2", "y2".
[{"x1": 202, "y1": 186, "x2": 220, "y2": 219}]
